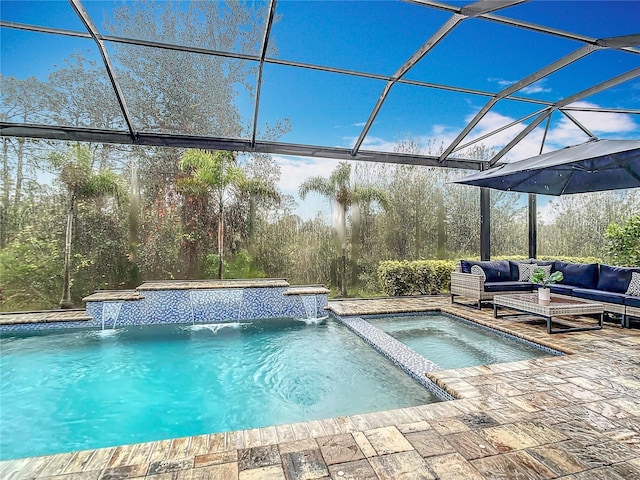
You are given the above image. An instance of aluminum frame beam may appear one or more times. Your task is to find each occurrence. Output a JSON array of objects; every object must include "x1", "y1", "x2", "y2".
[
  {"x1": 0, "y1": 20, "x2": 555, "y2": 107},
  {"x1": 1, "y1": 0, "x2": 637, "y2": 167},
  {"x1": 438, "y1": 44, "x2": 599, "y2": 163},
  {"x1": 67, "y1": 0, "x2": 136, "y2": 140},
  {"x1": 408, "y1": 0, "x2": 640, "y2": 55},
  {"x1": 489, "y1": 66, "x2": 640, "y2": 166},
  {"x1": 0, "y1": 122, "x2": 484, "y2": 170},
  {"x1": 350, "y1": 13, "x2": 464, "y2": 156},
  {"x1": 251, "y1": 0, "x2": 277, "y2": 148},
  {"x1": 351, "y1": 0, "x2": 526, "y2": 157}
]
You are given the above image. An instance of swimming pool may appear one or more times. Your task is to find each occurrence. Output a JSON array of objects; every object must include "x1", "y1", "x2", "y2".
[
  {"x1": 0, "y1": 319, "x2": 438, "y2": 460},
  {"x1": 366, "y1": 313, "x2": 556, "y2": 369}
]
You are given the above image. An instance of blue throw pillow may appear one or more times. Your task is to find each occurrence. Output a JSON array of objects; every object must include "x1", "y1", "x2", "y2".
[
  {"x1": 460, "y1": 260, "x2": 474, "y2": 274},
  {"x1": 463, "y1": 260, "x2": 511, "y2": 282},
  {"x1": 597, "y1": 264, "x2": 640, "y2": 293},
  {"x1": 461, "y1": 260, "x2": 513, "y2": 281},
  {"x1": 553, "y1": 261, "x2": 599, "y2": 289}
]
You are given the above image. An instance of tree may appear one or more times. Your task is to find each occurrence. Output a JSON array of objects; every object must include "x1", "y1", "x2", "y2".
[
  {"x1": 1, "y1": 75, "x2": 50, "y2": 247},
  {"x1": 538, "y1": 191, "x2": 640, "y2": 258},
  {"x1": 50, "y1": 145, "x2": 126, "y2": 308},
  {"x1": 605, "y1": 215, "x2": 640, "y2": 266},
  {"x1": 178, "y1": 149, "x2": 246, "y2": 279},
  {"x1": 299, "y1": 162, "x2": 390, "y2": 296},
  {"x1": 104, "y1": 1, "x2": 276, "y2": 138}
]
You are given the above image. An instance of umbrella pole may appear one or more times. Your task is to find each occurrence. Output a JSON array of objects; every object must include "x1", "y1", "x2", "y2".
[
  {"x1": 480, "y1": 188, "x2": 491, "y2": 260},
  {"x1": 528, "y1": 193, "x2": 537, "y2": 258}
]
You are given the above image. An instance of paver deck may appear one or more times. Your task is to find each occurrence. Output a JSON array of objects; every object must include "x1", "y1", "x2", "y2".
[{"x1": 2, "y1": 296, "x2": 640, "y2": 479}]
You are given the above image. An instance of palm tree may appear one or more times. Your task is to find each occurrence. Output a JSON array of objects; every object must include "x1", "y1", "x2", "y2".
[
  {"x1": 52, "y1": 145, "x2": 126, "y2": 308},
  {"x1": 299, "y1": 162, "x2": 390, "y2": 296},
  {"x1": 178, "y1": 149, "x2": 246, "y2": 279}
]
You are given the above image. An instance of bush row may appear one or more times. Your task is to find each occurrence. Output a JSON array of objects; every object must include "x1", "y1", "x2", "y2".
[
  {"x1": 377, "y1": 260, "x2": 455, "y2": 296},
  {"x1": 377, "y1": 256, "x2": 603, "y2": 297}
]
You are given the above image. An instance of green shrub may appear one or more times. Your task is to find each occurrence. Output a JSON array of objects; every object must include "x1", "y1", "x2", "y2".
[
  {"x1": 205, "y1": 250, "x2": 266, "y2": 279},
  {"x1": 605, "y1": 215, "x2": 640, "y2": 266},
  {"x1": 377, "y1": 260, "x2": 456, "y2": 296}
]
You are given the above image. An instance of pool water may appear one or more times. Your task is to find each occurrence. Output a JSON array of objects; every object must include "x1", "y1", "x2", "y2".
[
  {"x1": 0, "y1": 319, "x2": 437, "y2": 460},
  {"x1": 367, "y1": 313, "x2": 553, "y2": 369}
]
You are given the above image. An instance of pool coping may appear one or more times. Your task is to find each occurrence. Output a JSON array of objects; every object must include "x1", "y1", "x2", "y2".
[{"x1": 2, "y1": 296, "x2": 640, "y2": 479}]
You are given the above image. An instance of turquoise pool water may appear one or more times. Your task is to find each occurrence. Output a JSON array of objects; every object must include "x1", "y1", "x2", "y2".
[
  {"x1": 0, "y1": 319, "x2": 437, "y2": 460},
  {"x1": 367, "y1": 313, "x2": 553, "y2": 369}
]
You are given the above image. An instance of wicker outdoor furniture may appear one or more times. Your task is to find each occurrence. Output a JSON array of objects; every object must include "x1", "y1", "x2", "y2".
[
  {"x1": 493, "y1": 293, "x2": 604, "y2": 334},
  {"x1": 450, "y1": 270, "x2": 536, "y2": 309},
  {"x1": 451, "y1": 259, "x2": 638, "y2": 327},
  {"x1": 625, "y1": 305, "x2": 640, "y2": 328}
]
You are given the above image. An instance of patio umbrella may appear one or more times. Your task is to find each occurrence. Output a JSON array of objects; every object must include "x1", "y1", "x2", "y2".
[{"x1": 452, "y1": 139, "x2": 640, "y2": 195}]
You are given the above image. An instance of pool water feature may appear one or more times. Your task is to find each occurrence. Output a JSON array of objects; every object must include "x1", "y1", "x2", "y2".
[
  {"x1": 366, "y1": 313, "x2": 557, "y2": 370},
  {"x1": 0, "y1": 319, "x2": 438, "y2": 460}
]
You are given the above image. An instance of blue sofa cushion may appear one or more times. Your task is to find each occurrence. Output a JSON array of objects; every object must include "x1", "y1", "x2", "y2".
[
  {"x1": 484, "y1": 281, "x2": 535, "y2": 293},
  {"x1": 597, "y1": 264, "x2": 639, "y2": 294},
  {"x1": 573, "y1": 288, "x2": 627, "y2": 305},
  {"x1": 550, "y1": 284, "x2": 577, "y2": 296},
  {"x1": 461, "y1": 260, "x2": 512, "y2": 282},
  {"x1": 625, "y1": 295, "x2": 640, "y2": 308},
  {"x1": 553, "y1": 261, "x2": 599, "y2": 289},
  {"x1": 460, "y1": 260, "x2": 475, "y2": 273}
]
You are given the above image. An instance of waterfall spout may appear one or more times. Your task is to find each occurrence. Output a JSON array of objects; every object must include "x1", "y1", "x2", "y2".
[
  {"x1": 102, "y1": 301, "x2": 123, "y2": 330},
  {"x1": 298, "y1": 294, "x2": 327, "y2": 324}
]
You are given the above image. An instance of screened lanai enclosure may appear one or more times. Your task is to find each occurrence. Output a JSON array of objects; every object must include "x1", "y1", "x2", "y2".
[{"x1": 1, "y1": 0, "x2": 639, "y2": 309}]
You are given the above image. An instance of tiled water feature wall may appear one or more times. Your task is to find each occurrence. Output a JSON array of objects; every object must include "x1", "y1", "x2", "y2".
[
  {"x1": 2, "y1": 280, "x2": 329, "y2": 333},
  {"x1": 87, "y1": 281, "x2": 329, "y2": 328}
]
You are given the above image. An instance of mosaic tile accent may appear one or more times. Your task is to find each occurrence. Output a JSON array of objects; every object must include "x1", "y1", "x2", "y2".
[
  {"x1": 1, "y1": 286, "x2": 329, "y2": 334},
  {"x1": 333, "y1": 314, "x2": 455, "y2": 402}
]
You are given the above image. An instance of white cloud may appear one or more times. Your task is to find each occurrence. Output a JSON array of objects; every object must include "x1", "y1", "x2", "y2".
[
  {"x1": 537, "y1": 198, "x2": 563, "y2": 225},
  {"x1": 487, "y1": 78, "x2": 551, "y2": 94},
  {"x1": 341, "y1": 135, "x2": 399, "y2": 153},
  {"x1": 274, "y1": 155, "x2": 343, "y2": 195},
  {"x1": 458, "y1": 110, "x2": 546, "y2": 161},
  {"x1": 521, "y1": 80, "x2": 552, "y2": 94},
  {"x1": 549, "y1": 101, "x2": 638, "y2": 140},
  {"x1": 452, "y1": 101, "x2": 638, "y2": 163},
  {"x1": 271, "y1": 155, "x2": 342, "y2": 220}
]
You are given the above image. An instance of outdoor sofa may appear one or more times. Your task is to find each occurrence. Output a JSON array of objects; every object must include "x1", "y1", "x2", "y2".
[{"x1": 451, "y1": 259, "x2": 640, "y2": 328}]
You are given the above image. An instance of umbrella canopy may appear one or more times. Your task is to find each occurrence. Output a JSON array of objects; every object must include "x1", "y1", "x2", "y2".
[{"x1": 452, "y1": 139, "x2": 640, "y2": 195}]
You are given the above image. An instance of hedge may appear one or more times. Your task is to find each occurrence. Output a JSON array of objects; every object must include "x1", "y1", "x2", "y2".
[
  {"x1": 377, "y1": 255, "x2": 602, "y2": 297},
  {"x1": 377, "y1": 260, "x2": 455, "y2": 296}
]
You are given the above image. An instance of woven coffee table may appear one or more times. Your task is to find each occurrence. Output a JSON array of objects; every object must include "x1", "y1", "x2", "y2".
[{"x1": 493, "y1": 293, "x2": 604, "y2": 334}]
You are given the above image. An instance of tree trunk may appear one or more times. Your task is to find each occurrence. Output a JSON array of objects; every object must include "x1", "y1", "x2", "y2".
[
  {"x1": 60, "y1": 194, "x2": 76, "y2": 309},
  {"x1": 127, "y1": 159, "x2": 141, "y2": 288},
  {"x1": 13, "y1": 138, "x2": 24, "y2": 209},
  {"x1": 350, "y1": 203, "x2": 361, "y2": 292},
  {"x1": 217, "y1": 205, "x2": 224, "y2": 279},
  {"x1": 248, "y1": 195, "x2": 256, "y2": 256},
  {"x1": 437, "y1": 190, "x2": 446, "y2": 260},
  {"x1": 340, "y1": 205, "x2": 347, "y2": 297},
  {"x1": 1, "y1": 138, "x2": 10, "y2": 248}
]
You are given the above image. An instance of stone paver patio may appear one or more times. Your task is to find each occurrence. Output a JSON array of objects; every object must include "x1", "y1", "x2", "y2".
[{"x1": 2, "y1": 296, "x2": 640, "y2": 479}]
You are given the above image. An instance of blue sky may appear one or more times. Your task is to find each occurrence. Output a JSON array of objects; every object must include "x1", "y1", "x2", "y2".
[{"x1": 1, "y1": 0, "x2": 639, "y2": 220}]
